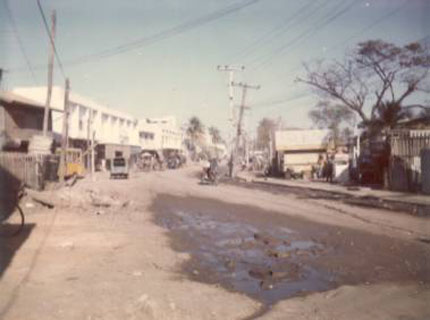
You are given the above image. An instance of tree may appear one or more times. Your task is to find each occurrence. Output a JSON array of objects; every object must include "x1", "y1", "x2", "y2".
[
  {"x1": 369, "y1": 100, "x2": 412, "y2": 134},
  {"x1": 186, "y1": 116, "x2": 204, "y2": 151},
  {"x1": 309, "y1": 100, "x2": 355, "y2": 143},
  {"x1": 208, "y1": 126, "x2": 223, "y2": 144},
  {"x1": 298, "y1": 40, "x2": 430, "y2": 132},
  {"x1": 256, "y1": 117, "x2": 276, "y2": 150}
]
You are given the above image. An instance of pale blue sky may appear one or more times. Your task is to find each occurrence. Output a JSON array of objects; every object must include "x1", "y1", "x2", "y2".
[{"x1": 1, "y1": 0, "x2": 429, "y2": 137}]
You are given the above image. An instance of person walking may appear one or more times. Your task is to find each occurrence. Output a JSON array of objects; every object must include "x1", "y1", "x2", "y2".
[{"x1": 326, "y1": 154, "x2": 334, "y2": 183}]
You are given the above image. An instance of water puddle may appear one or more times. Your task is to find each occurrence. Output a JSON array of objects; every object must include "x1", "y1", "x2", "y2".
[{"x1": 155, "y1": 203, "x2": 335, "y2": 304}]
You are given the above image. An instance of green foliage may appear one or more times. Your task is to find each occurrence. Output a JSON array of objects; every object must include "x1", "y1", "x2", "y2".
[
  {"x1": 186, "y1": 116, "x2": 204, "y2": 141},
  {"x1": 208, "y1": 126, "x2": 223, "y2": 144}
]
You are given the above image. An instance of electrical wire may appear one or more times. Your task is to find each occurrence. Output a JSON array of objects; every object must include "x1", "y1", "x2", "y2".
[
  {"x1": 3, "y1": 0, "x2": 38, "y2": 84},
  {"x1": 36, "y1": 0, "x2": 66, "y2": 79},
  {"x1": 262, "y1": 0, "x2": 414, "y2": 88},
  {"x1": 253, "y1": 92, "x2": 309, "y2": 109},
  {"x1": 229, "y1": 0, "x2": 323, "y2": 63},
  {"x1": 329, "y1": 0, "x2": 409, "y2": 51},
  {"x1": 57, "y1": 0, "x2": 262, "y2": 67},
  {"x1": 251, "y1": 0, "x2": 357, "y2": 71},
  {"x1": 11, "y1": 0, "x2": 261, "y2": 72}
]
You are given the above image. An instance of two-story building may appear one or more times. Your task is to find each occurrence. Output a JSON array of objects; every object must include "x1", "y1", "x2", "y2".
[
  {"x1": 138, "y1": 116, "x2": 183, "y2": 156},
  {"x1": 13, "y1": 86, "x2": 140, "y2": 169}
]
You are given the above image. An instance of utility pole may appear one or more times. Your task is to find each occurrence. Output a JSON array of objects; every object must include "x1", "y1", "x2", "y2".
[
  {"x1": 216, "y1": 65, "x2": 245, "y2": 125},
  {"x1": 43, "y1": 10, "x2": 56, "y2": 136},
  {"x1": 91, "y1": 130, "x2": 95, "y2": 180},
  {"x1": 217, "y1": 65, "x2": 245, "y2": 163},
  {"x1": 87, "y1": 110, "x2": 92, "y2": 171},
  {"x1": 59, "y1": 78, "x2": 70, "y2": 183},
  {"x1": 229, "y1": 82, "x2": 260, "y2": 177}
]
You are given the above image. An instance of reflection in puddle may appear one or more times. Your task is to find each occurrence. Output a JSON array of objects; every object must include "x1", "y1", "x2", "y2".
[{"x1": 156, "y1": 207, "x2": 335, "y2": 304}]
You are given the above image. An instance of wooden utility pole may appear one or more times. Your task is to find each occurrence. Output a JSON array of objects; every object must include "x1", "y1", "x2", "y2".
[
  {"x1": 87, "y1": 110, "x2": 92, "y2": 170},
  {"x1": 229, "y1": 82, "x2": 260, "y2": 177},
  {"x1": 91, "y1": 130, "x2": 95, "y2": 180},
  {"x1": 59, "y1": 78, "x2": 70, "y2": 183},
  {"x1": 216, "y1": 65, "x2": 244, "y2": 125},
  {"x1": 217, "y1": 65, "x2": 245, "y2": 167},
  {"x1": 42, "y1": 10, "x2": 56, "y2": 136}
]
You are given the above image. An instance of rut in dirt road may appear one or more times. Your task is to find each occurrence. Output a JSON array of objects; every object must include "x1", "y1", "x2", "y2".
[{"x1": 152, "y1": 194, "x2": 430, "y2": 306}]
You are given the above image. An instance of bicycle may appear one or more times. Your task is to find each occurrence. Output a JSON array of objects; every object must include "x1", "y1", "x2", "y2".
[{"x1": 0, "y1": 185, "x2": 25, "y2": 238}]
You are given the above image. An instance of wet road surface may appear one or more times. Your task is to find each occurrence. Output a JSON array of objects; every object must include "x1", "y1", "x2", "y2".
[{"x1": 152, "y1": 194, "x2": 430, "y2": 306}]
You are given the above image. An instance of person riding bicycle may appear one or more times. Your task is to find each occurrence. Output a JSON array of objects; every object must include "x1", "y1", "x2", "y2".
[{"x1": 202, "y1": 158, "x2": 211, "y2": 180}]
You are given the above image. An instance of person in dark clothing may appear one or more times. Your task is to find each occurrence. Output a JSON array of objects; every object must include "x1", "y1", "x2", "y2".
[
  {"x1": 326, "y1": 155, "x2": 334, "y2": 183},
  {"x1": 209, "y1": 158, "x2": 218, "y2": 180}
]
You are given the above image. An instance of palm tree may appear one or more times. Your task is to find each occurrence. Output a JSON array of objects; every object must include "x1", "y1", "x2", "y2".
[
  {"x1": 208, "y1": 126, "x2": 223, "y2": 144},
  {"x1": 186, "y1": 116, "x2": 204, "y2": 148}
]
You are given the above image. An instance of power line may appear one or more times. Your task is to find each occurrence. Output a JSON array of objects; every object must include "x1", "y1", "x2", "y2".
[
  {"x1": 253, "y1": 92, "x2": 309, "y2": 109},
  {"x1": 251, "y1": 0, "x2": 357, "y2": 70},
  {"x1": 229, "y1": 0, "x2": 323, "y2": 63},
  {"x1": 262, "y1": 0, "x2": 413, "y2": 88},
  {"x1": 329, "y1": 0, "x2": 409, "y2": 51},
  {"x1": 10, "y1": 0, "x2": 261, "y2": 72},
  {"x1": 36, "y1": 0, "x2": 66, "y2": 79},
  {"x1": 3, "y1": 0, "x2": 37, "y2": 84},
  {"x1": 67, "y1": 0, "x2": 261, "y2": 66},
  {"x1": 244, "y1": 0, "x2": 345, "y2": 68}
]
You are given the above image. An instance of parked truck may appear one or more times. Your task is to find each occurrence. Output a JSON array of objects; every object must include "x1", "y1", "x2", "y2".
[{"x1": 274, "y1": 129, "x2": 331, "y2": 178}]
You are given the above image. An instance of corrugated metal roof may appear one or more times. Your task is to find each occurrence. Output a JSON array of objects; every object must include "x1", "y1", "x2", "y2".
[{"x1": 0, "y1": 91, "x2": 45, "y2": 109}]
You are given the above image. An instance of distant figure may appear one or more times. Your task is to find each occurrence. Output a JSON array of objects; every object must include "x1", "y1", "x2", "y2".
[
  {"x1": 209, "y1": 158, "x2": 218, "y2": 180},
  {"x1": 326, "y1": 155, "x2": 334, "y2": 183},
  {"x1": 241, "y1": 159, "x2": 246, "y2": 171},
  {"x1": 202, "y1": 158, "x2": 211, "y2": 179},
  {"x1": 317, "y1": 154, "x2": 324, "y2": 179}
]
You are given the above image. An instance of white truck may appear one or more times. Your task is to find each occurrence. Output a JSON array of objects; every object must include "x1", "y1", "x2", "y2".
[{"x1": 274, "y1": 129, "x2": 331, "y2": 178}]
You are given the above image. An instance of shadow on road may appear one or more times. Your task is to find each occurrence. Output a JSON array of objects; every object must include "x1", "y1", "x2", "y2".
[
  {"x1": 0, "y1": 224, "x2": 35, "y2": 279},
  {"x1": 0, "y1": 164, "x2": 36, "y2": 279}
]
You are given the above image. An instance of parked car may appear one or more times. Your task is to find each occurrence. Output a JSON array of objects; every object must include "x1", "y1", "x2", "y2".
[{"x1": 110, "y1": 157, "x2": 129, "y2": 179}]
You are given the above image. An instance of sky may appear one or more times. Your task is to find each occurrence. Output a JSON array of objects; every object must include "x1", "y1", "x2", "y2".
[{"x1": 1, "y1": 0, "x2": 429, "y2": 139}]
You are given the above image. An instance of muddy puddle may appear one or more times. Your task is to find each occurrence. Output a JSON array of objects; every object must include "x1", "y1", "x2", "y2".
[{"x1": 152, "y1": 194, "x2": 429, "y2": 305}]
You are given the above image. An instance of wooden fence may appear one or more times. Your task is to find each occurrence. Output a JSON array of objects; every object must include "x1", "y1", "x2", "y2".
[
  {"x1": 0, "y1": 152, "x2": 59, "y2": 190},
  {"x1": 388, "y1": 130, "x2": 430, "y2": 192}
]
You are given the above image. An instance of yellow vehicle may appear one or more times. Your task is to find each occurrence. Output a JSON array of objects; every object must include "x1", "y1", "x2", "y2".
[{"x1": 57, "y1": 148, "x2": 85, "y2": 177}]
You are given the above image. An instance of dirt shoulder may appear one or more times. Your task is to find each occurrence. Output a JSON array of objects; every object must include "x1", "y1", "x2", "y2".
[{"x1": 0, "y1": 167, "x2": 429, "y2": 320}]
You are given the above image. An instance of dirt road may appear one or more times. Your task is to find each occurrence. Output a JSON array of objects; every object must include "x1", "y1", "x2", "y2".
[{"x1": 1, "y1": 167, "x2": 429, "y2": 320}]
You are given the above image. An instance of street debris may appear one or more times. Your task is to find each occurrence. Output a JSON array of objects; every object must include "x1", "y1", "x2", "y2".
[{"x1": 26, "y1": 189, "x2": 55, "y2": 208}]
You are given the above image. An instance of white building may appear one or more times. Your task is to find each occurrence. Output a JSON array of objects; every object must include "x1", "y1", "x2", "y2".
[
  {"x1": 13, "y1": 87, "x2": 139, "y2": 146},
  {"x1": 138, "y1": 116, "x2": 183, "y2": 151},
  {"x1": 13, "y1": 86, "x2": 140, "y2": 167},
  {"x1": 200, "y1": 130, "x2": 227, "y2": 157}
]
